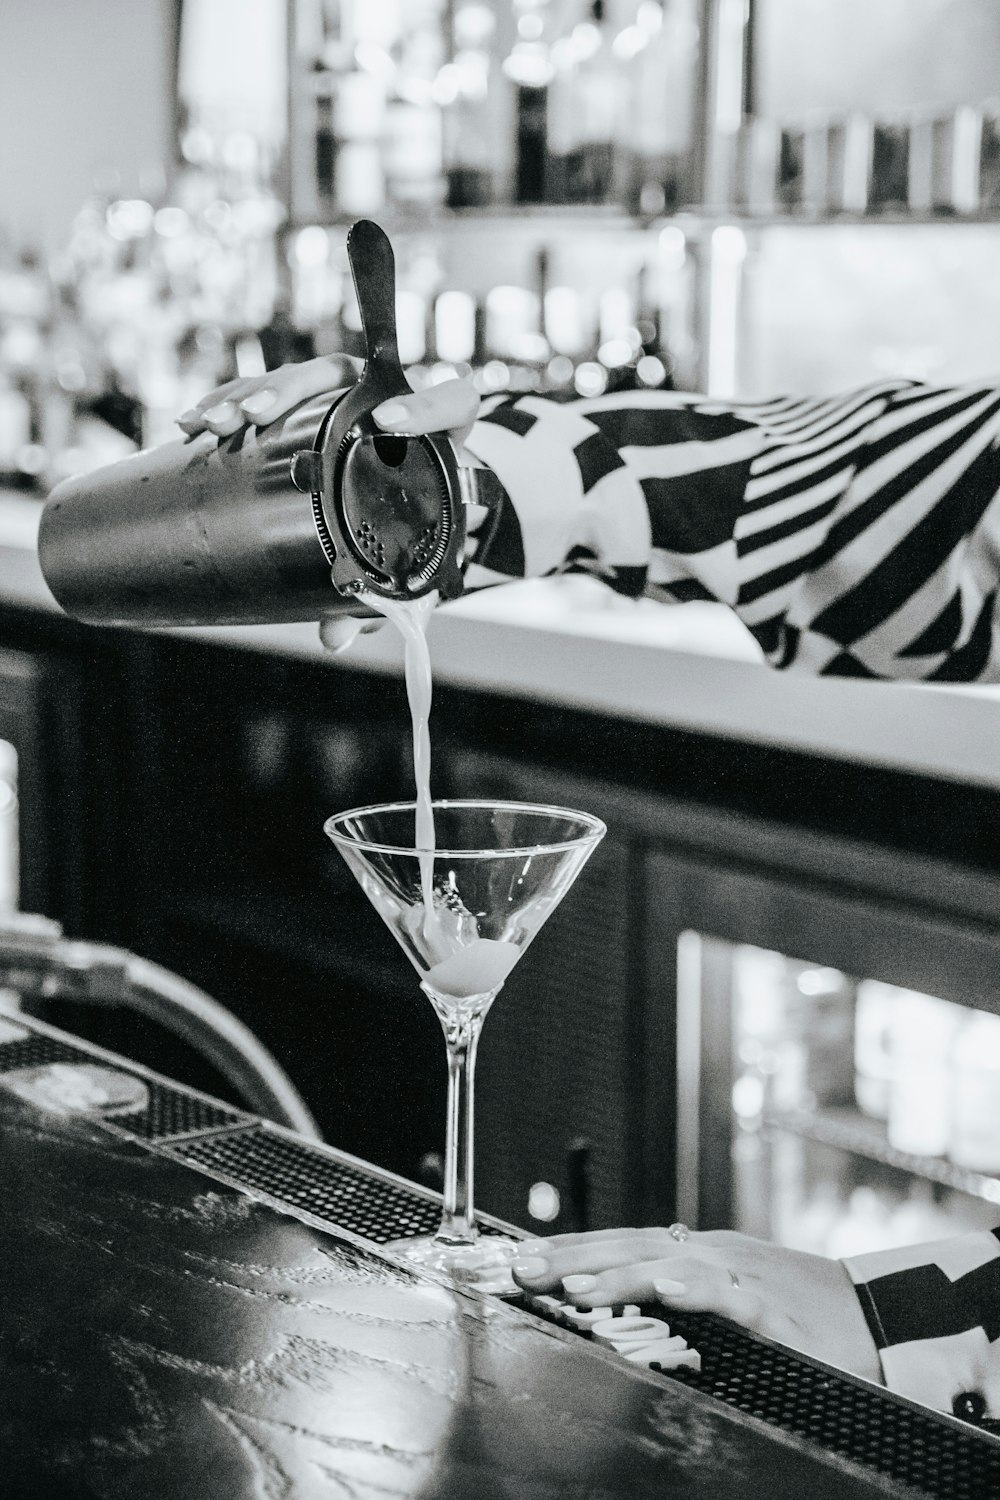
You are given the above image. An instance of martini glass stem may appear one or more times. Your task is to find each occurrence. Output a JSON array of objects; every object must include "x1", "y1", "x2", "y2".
[{"x1": 431, "y1": 997, "x2": 495, "y2": 1247}]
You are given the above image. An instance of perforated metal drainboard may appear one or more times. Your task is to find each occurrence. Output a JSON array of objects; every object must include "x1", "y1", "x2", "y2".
[
  {"x1": 0, "y1": 1028, "x2": 246, "y2": 1141},
  {"x1": 4, "y1": 1019, "x2": 1000, "y2": 1498}
]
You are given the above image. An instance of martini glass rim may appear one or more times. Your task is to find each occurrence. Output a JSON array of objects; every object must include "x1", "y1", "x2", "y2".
[{"x1": 323, "y1": 797, "x2": 607, "y2": 859}]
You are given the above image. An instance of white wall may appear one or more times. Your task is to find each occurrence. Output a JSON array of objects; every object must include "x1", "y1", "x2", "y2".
[
  {"x1": 757, "y1": 0, "x2": 1000, "y2": 118},
  {"x1": 0, "y1": 0, "x2": 175, "y2": 254}
]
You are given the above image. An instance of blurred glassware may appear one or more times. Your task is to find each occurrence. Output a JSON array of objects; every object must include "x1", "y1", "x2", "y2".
[
  {"x1": 734, "y1": 117, "x2": 781, "y2": 216},
  {"x1": 908, "y1": 107, "x2": 983, "y2": 216},
  {"x1": 887, "y1": 990, "x2": 963, "y2": 1159},
  {"x1": 622, "y1": 0, "x2": 699, "y2": 217},
  {"x1": 950, "y1": 1011, "x2": 1000, "y2": 1175}
]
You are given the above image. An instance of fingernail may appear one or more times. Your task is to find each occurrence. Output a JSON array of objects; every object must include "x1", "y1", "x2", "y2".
[
  {"x1": 511, "y1": 1257, "x2": 549, "y2": 1281},
  {"x1": 653, "y1": 1278, "x2": 687, "y2": 1297},
  {"x1": 203, "y1": 401, "x2": 236, "y2": 424},
  {"x1": 562, "y1": 1274, "x2": 597, "y2": 1295},
  {"x1": 517, "y1": 1239, "x2": 552, "y2": 1255},
  {"x1": 240, "y1": 389, "x2": 277, "y2": 416},
  {"x1": 176, "y1": 408, "x2": 200, "y2": 426},
  {"x1": 374, "y1": 400, "x2": 410, "y2": 427}
]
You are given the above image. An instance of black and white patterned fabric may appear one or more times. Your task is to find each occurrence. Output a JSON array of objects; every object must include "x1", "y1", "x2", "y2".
[
  {"x1": 463, "y1": 380, "x2": 1000, "y2": 681},
  {"x1": 844, "y1": 1231, "x2": 1000, "y2": 1415},
  {"x1": 465, "y1": 378, "x2": 1000, "y2": 1410}
]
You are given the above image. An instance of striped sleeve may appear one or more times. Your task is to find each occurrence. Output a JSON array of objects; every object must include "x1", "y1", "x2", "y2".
[
  {"x1": 842, "y1": 1231, "x2": 1000, "y2": 1419},
  {"x1": 462, "y1": 380, "x2": 1000, "y2": 681}
]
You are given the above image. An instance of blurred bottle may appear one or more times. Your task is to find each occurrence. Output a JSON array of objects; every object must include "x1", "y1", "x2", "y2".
[
  {"x1": 776, "y1": 125, "x2": 806, "y2": 212},
  {"x1": 382, "y1": 1, "x2": 447, "y2": 210},
  {"x1": 547, "y1": 0, "x2": 625, "y2": 205},
  {"x1": 395, "y1": 283, "x2": 429, "y2": 370},
  {"x1": 502, "y1": 2, "x2": 555, "y2": 205},
  {"x1": 338, "y1": 5, "x2": 391, "y2": 217},
  {"x1": 734, "y1": 117, "x2": 781, "y2": 216},
  {"x1": 441, "y1": 2, "x2": 508, "y2": 208},
  {"x1": 545, "y1": 13, "x2": 577, "y2": 204},
  {"x1": 631, "y1": 259, "x2": 673, "y2": 389},
  {"x1": 0, "y1": 739, "x2": 17, "y2": 913},
  {"x1": 826, "y1": 113, "x2": 874, "y2": 214},
  {"x1": 732, "y1": 945, "x2": 805, "y2": 1114},
  {"x1": 887, "y1": 990, "x2": 961, "y2": 1158},
  {"x1": 543, "y1": 282, "x2": 591, "y2": 362},
  {"x1": 484, "y1": 280, "x2": 547, "y2": 391},
  {"x1": 0, "y1": 373, "x2": 32, "y2": 486},
  {"x1": 290, "y1": 225, "x2": 347, "y2": 355},
  {"x1": 593, "y1": 279, "x2": 636, "y2": 390},
  {"x1": 313, "y1": 65, "x2": 338, "y2": 213},
  {"x1": 905, "y1": 103, "x2": 1000, "y2": 217},
  {"x1": 310, "y1": 0, "x2": 388, "y2": 216},
  {"x1": 623, "y1": 0, "x2": 698, "y2": 216},
  {"x1": 255, "y1": 301, "x2": 316, "y2": 372},
  {"x1": 0, "y1": 249, "x2": 52, "y2": 488},
  {"x1": 870, "y1": 118, "x2": 911, "y2": 212},
  {"x1": 854, "y1": 979, "x2": 897, "y2": 1120},
  {"x1": 950, "y1": 1011, "x2": 1000, "y2": 1175},
  {"x1": 433, "y1": 288, "x2": 478, "y2": 367},
  {"x1": 908, "y1": 107, "x2": 983, "y2": 216},
  {"x1": 787, "y1": 962, "x2": 857, "y2": 1111},
  {"x1": 335, "y1": 69, "x2": 388, "y2": 216},
  {"x1": 979, "y1": 103, "x2": 1000, "y2": 209},
  {"x1": 514, "y1": 80, "x2": 550, "y2": 202}
]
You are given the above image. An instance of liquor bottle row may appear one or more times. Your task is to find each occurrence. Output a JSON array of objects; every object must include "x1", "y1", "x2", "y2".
[
  {"x1": 299, "y1": 1, "x2": 1000, "y2": 225},
  {"x1": 732, "y1": 952, "x2": 1000, "y2": 1259},
  {"x1": 0, "y1": 162, "x2": 285, "y2": 490},
  {"x1": 732, "y1": 103, "x2": 1000, "y2": 220},
  {"x1": 299, "y1": 0, "x2": 698, "y2": 221},
  {"x1": 289, "y1": 222, "x2": 685, "y2": 397},
  {"x1": 734, "y1": 948, "x2": 1000, "y2": 1176},
  {"x1": 0, "y1": 167, "x2": 687, "y2": 492}
]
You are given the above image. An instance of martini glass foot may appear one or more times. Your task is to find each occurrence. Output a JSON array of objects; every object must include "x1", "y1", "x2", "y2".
[{"x1": 384, "y1": 1232, "x2": 525, "y2": 1295}]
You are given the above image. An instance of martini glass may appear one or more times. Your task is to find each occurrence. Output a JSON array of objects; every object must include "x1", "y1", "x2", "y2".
[{"x1": 324, "y1": 799, "x2": 606, "y2": 1291}]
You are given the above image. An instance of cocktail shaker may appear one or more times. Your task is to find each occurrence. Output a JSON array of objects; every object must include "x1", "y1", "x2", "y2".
[{"x1": 38, "y1": 221, "x2": 489, "y2": 628}]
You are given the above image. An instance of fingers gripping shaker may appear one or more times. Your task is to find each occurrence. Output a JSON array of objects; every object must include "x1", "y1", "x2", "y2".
[{"x1": 38, "y1": 221, "x2": 500, "y2": 628}]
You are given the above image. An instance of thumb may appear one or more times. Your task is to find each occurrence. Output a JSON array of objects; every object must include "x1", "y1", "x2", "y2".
[{"x1": 318, "y1": 615, "x2": 386, "y2": 655}]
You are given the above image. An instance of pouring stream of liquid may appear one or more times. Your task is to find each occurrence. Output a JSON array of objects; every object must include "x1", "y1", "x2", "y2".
[
  {"x1": 363, "y1": 592, "x2": 437, "y2": 925},
  {"x1": 361, "y1": 592, "x2": 517, "y2": 1001}
]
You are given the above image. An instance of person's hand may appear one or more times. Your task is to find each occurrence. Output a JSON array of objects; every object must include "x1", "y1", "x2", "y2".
[
  {"x1": 177, "y1": 357, "x2": 482, "y2": 653},
  {"x1": 176, "y1": 353, "x2": 364, "y2": 438},
  {"x1": 511, "y1": 1226, "x2": 883, "y2": 1384}
]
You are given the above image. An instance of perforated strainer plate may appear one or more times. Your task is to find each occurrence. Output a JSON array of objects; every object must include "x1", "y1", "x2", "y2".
[{"x1": 336, "y1": 428, "x2": 451, "y2": 594}]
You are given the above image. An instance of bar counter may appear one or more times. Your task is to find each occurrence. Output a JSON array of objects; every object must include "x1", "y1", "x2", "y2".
[
  {"x1": 2, "y1": 492, "x2": 998, "y2": 794},
  {"x1": 4, "y1": 1014, "x2": 999, "y2": 1499}
]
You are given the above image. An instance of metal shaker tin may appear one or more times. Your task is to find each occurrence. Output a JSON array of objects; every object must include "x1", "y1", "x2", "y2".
[
  {"x1": 38, "y1": 221, "x2": 468, "y2": 630},
  {"x1": 40, "y1": 390, "x2": 346, "y2": 627}
]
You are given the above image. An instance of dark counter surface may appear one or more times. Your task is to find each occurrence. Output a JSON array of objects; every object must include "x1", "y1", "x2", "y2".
[{"x1": 0, "y1": 1029, "x2": 914, "y2": 1500}]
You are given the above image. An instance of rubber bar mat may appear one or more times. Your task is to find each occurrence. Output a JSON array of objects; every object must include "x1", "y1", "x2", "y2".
[
  {"x1": 517, "y1": 1295, "x2": 1000, "y2": 1500},
  {"x1": 0, "y1": 1027, "x2": 243, "y2": 1141},
  {"x1": 171, "y1": 1123, "x2": 511, "y2": 1245}
]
